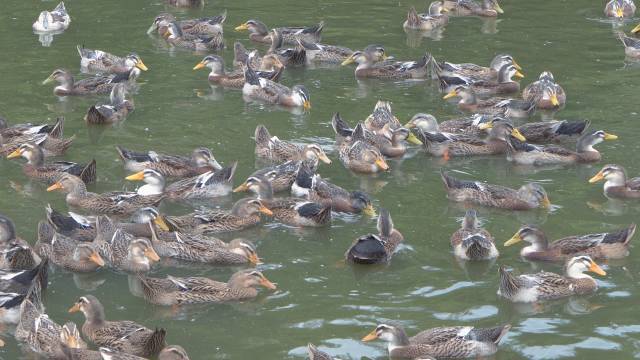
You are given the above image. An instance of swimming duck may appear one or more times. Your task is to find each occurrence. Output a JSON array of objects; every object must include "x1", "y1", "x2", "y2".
[
  {"x1": 589, "y1": 164, "x2": 640, "y2": 199},
  {"x1": 254, "y1": 125, "x2": 330, "y2": 164},
  {"x1": 137, "y1": 269, "x2": 277, "y2": 306},
  {"x1": 404, "y1": 2, "x2": 449, "y2": 31},
  {"x1": 605, "y1": 0, "x2": 636, "y2": 18},
  {"x1": 498, "y1": 256, "x2": 606, "y2": 303},
  {"x1": 7, "y1": 143, "x2": 96, "y2": 185},
  {"x1": 296, "y1": 40, "x2": 354, "y2": 64},
  {"x1": 0, "y1": 215, "x2": 41, "y2": 271},
  {"x1": 0, "y1": 117, "x2": 74, "y2": 158},
  {"x1": 506, "y1": 130, "x2": 617, "y2": 166},
  {"x1": 450, "y1": 209, "x2": 498, "y2": 260},
  {"x1": 193, "y1": 54, "x2": 283, "y2": 88},
  {"x1": 69, "y1": 295, "x2": 166, "y2": 358},
  {"x1": 235, "y1": 19, "x2": 324, "y2": 45},
  {"x1": 405, "y1": 113, "x2": 489, "y2": 138},
  {"x1": 77, "y1": 46, "x2": 148, "y2": 75},
  {"x1": 345, "y1": 209, "x2": 403, "y2": 264},
  {"x1": 45, "y1": 205, "x2": 97, "y2": 242},
  {"x1": 443, "y1": 85, "x2": 536, "y2": 117},
  {"x1": 42, "y1": 69, "x2": 134, "y2": 96},
  {"x1": 85, "y1": 83, "x2": 134, "y2": 125},
  {"x1": 35, "y1": 223, "x2": 105, "y2": 273},
  {"x1": 338, "y1": 139, "x2": 389, "y2": 174},
  {"x1": 0, "y1": 116, "x2": 63, "y2": 142},
  {"x1": 158, "y1": 345, "x2": 190, "y2": 360},
  {"x1": 247, "y1": 159, "x2": 318, "y2": 193},
  {"x1": 362, "y1": 323, "x2": 511, "y2": 358},
  {"x1": 163, "y1": 22, "x2": 224, "y2": 51},
  {"x1": 522, "y1": 71, "x2": 566, "y2": 109},
  {"x1": 432, "y1": 53, "x2": 520, "y2": 82},
  {"x1": 242, "y1": 61, "x2": 311, "y2": 110},
  {"x1": 32, "y1": 2, "x2": 70, "y2": 32},
  {"x1": 0, "y1": 263, "x2": 47, "y2": 295},
  {"x1": 341, "y1": 50, "x2": 430, "y2": 79},
  {"x1": 46, "y1": 174, "x2": 164, "y2": 216},
  {"x1": 234, "y1": 176, "x2": 331, "y2": 227},
  {"x1": 618, "y1": 32, "x2": 640, "y2": 58},
  {"x1": 441, "y1": 171, "x2": 551, "y2": 210},
  {"x1": 148, "y1": 11, "x2": 226, "y2": 37},
  {"x1": 517, "y1": 119, "x2": 589, "y2": 144},
  {"x1": 504, "y1": 223, "x2": 635, "y2": 261},
  {"x1": 307, "y1": 343, "x2": 333, "y2": 360},
  {"x1": 443, "y1": 0, "x2": 504, "y2": 16},
  {"x1": 440, "y1": 64, "x2": 524, "y2": 96},
  {"x1": 116, "y1": 146, "x2": 221, "y2": 178}
]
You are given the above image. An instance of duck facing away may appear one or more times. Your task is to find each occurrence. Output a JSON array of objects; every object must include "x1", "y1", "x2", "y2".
[
  {"x1": 605, "y1": 0, "x2": 636, "y2": 18},
  {"x1": 85, "y1": 83, "x2": 134, "y2": 125},
  {"x1": 590, "y1": 164, "x2": 640, "y2": 199},
  {"x1": 403, "y1": 2, "x2": 449, "y2": 31},
  {"x1": 450, "y1": 209, "x2": 498, "y2": 260},
  {"x1": 345, "y1": 209, "x2": 403, "y2": 264},
  {"x1": 254, "y1": 125, "x2": 331, "y2": 164},
  {"x1": 32, "y1": 2, "x2": 70, "y2": 32}
]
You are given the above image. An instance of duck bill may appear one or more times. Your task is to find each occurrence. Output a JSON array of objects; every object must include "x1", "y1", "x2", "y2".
[
  {"x1": 193, "y1": 62, "x2": 206, "y2": 70},
  {"x1": 442, "y1": 90, "x2": 458, "y2": 100},
  {"x1": 550, "y1": 93, "x2": 560, "y2": 107},
  {"x1": 303, "y1": 101, "x2": 312, "y2": 111},
  {"x1": 589, "y1": 261, "x2": 607, "y2": 276},
  {"x1": 504, "y1": 233, "x2": 522, "y2": 247},
  {"x1": 136, "y1": 60, "x2": 149, "y2": 71},
  {"x1": 260, "y1": 277, "x2": 277, "y2": 290},
  {"x1": 375, "y1": 158, "x2": 389, "y2": 171},
  {"x1": 89, "y1": 252, "x2": 105, "y2": 267},
  {"x1": 233, "y1": 182, "x2": 249, "y2": 193},
  {"x1": 154, "y1": 216, "x2": 170, "y2": 231},
  {"x1": 259, "y1": 205, "x2": 274, "y2": 216},
  {"x1": 235, "y1": 23, "x2": 249, "y2": 31},
  {"x1": 125, "y1": 171, "x2": 145, "y2": 181},
  {"x1": 47, "y1": 182, "x2": 63, "y2": 192},
  {"x1": 362, "y1": 204, "x2": 377, "y2": 217},
  {"x1": 604, "y1": 132, "x2": 618, "y2": 140},
  {"x1": 145, "y1": 247, "x2": 161, "y2": 262},
  {"x1": 404, "y1": 122, "x2": 416, "y2": 129},
  {"x1": 512, "y1": 59, "x2": 522, "y2": 71},
  {"x1": 146, "y1": 23, "x2": 158, "y2": 34},
  {"x1": 6, "y1": 148, "x2": 23, "y2": 159},
  {"x1": 68, "y1": 303, "x2": 81, "y2": 313},
  {"x1": 633, "y1": 23, "x2": 640, "y2": 34},
  {"x1": 406, "y1": 132, "x2": 423, "y2": 145},
  {"x1": 318, "y1": 153, "x2": 331, "y2": 164},
  {"x1": 589, "y1": 171, "x2": 605, "y2": 184},
  {"x1": 65, "y1": 335, "x2": 80, "y2": 349},
  {"x1": 511, "y1": 129, "x2": 527, "y2": 142},
  {"x1": 341, "y1": 56, "x2": 355, "y2": 66},
  {"x1": 42, "y1": 75, "x2": 54, "y2": 85},
  {"x1": 514, "y1": 71, "x2": 525, "y2": 79},
  {"x1": 478, "y1": 122, "x2": 493, "y2": 130},
  {"x1": 541, "y1": 195, "x2": 551, "y2": 208},
  {"x1": 362, "y1": 329, "x2": 378, "y2": 342},
  {"x1": 494, "y1": 2, "x2": 504, "y2": 14},
  {"x1": 616, "y1": 8, "x2": 624, "y2": 18},
  {"x1": 248, "y1": 253, "x2": 261, "y2": 265}
]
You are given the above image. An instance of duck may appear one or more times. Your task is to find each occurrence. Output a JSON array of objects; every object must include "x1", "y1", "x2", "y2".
[
  {"x1": 498, "y1": 256, "x2": 606, "y2": 302},
  {"x1": 254, "y1": 125, "x2": 330, "y2": 164},
  {"x1": 35, "y1": 223, "x2": 105, "y2": 273},
  {"x1": 159, "y1": 345, "x2": 191, "y2": 360},
  {"x1": 116, "y1": 146, "x2": 221, "y2": 178},
  {"x1": 0, "y1": 215, "x2": 42, "y2": 271},
  {"x1": 405, "y1": 113, "x2": 489, "y2": 138},
  {"x1": 242, "y1": 60, "x2": 311, "y2": 110},
  {"x1": 125, "y1": 164, "x2": 236, "y2": 200},
  {"x1": 345, "y1": 209, "x2": 403, "y2": 264},
  {"x1": 43, "y1": 68, "x2": 138, "y2": 97},
  {"x1": 92, "y1": 218, "x2": 160, "y2": 273},
  {"x1": 506, "y1": 130, "x2": 618, "y2": 166},
  {"x1": 450, "y1": 209, "x2": 498, "y2": 260},
  {"x1": 517, "y1": 119, "x2": 589, "y2": 144},
  {"x1": 0, "y1": 116, "x2": 63, "y2": 142},
  {"x1": 341, "y1": 50, "x2": 430, "y2": 79},
  {"x1": 166, "y1": 0, "x2": 202, "y2": 7},
  {"x1": 84, "y1": 83, "x2": 134, "y2": 125},
  {"x1": 605, "y1": 0, "x2": 636, "y2": 18},
  {"x1": 338, "y1": 139, "x2": 389, "y2": 174},
  {"x1": 234, "y1": 19, "x2": 324, "y2": 45},
  {"x1": 296, "y1": 40, "x2": 354, "y2": 64},
  {"x1": 234, "y1": 176, "x2": 331, "y2": 227},
  {"x1": 418, "y1": 119, "x2": 526, "y2": 159},
  {"x1": 0, "y1": 262, "x2": 48, "y2": 295},
  {"x1": 162, "y1": 22, "x2": 224, "y2": 51},
  {"x1": 45, "y1": 205, "x2": 98, "y2": 242},
  {"x1": 32, "y1": 2, "x2": 70, "y2": 32},
  {"x1": 0, "y1": 117, "x2": 74, "y2": 158},
  {"x1": 46, "y1": 174, "x2": 164, "y2": 216},
  {"x1": 443, "y1": 85, "x2": 536, "y2": 117},
  {"x1": 504, "y1": 223, "x2": 635, "y2": 261},
  {"x1": 443, "y1": 0, "x2": 504, "y2": 17},
  {"x1": 432, "y1": 53, "x2": 520, "y2": 82},
  {"x1": 589, "y1": 164, "x2": 640, "y2": 199},
  {"x1": 361, "y1": 323, "x2": 511, "y2": 358},
  {"x1": 77, "y1": 46, "x2": 148, "y2": 75},
  {"x1": 136, "y1": 269, "x2": 277, "y2": 306},
  {"x1": 618, "y1": 32, "x2": 640, "y2": 58},
  {"x1": 193, "y1": 54, "x2": 283, "y2": 88},
  {"x1": 440, "y1": 64, "x2": 524, "y2": 96},
  {"x1": 7, "y1": 143, "x2": 96, "y2": 185},
  {"x1": 307, "y1": 344, "x2": 333, "y2": 360},
  {"x1": 247, "y1": 159, "x2": 318, "y2": 193},
  {"x1": 148, "y1": 12, "x2": 226, "y2": 38},
  {"x1": 441, "y1": 171, "x2": 551, "y2": 210},
  {"x1": 522, "y1": 71, "x2": 566, "y2": 109},
  {"x1": 161, "y1": 198, "x2": 272, "y2": 234},
  {"x1": 68, "y1": 295, "x2": 166, "y2": 358},
  {"x1": 363, "y1": 100, "x2": 400, "y2": 131},
  {"x1": 403, "y1": 2, "x2": 449, "y2": 31}
]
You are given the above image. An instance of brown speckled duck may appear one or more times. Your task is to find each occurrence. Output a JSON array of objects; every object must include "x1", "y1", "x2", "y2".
[
  {"x1": 194, "y1": 54, "x2": 283, "y2": 88},
  {"x1": 307, "y1": 344, "x2": 333, "y2": 360},
  {"x1": 589, "y1": 164, "x2": 640, "y2": 199},
  {"x1": 234, "y1": 19, "x2": 324, "y2": 45},
  {"x1": 443, "y1": 0, "x2": 504, "y2": 17},
  {"x1": 404, "y1": 2, "x2": 449, "y2": 31},
  {"x1": 84, "y1": 83, "x2": 134, "y2": 125},
  {"x1": 43, "y1": 69, "x2": 136, "y2": 97},
  {"x1": 450, "y1": 209, "x2": 498, "y2": 260},
  {"x1": 254, "y1": 125, "x2": 331, "y2": 164},
  {"x1": 35, "y1": 222, "x2": 105, "y2": 273},
  {"x1": 7, "y1": 143, "x2": 96, "y2": 185},
  {"x1": 345, "y1": 209, "x2": 403, "y2": 264},
  {"x1": 116, "y1": 146, "x2": 221, "y2": 178}
]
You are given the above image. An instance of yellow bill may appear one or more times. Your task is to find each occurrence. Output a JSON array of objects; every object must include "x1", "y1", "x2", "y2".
[
  {"x1": 136, "y1": 60, "x2": 149, "y2": 71},
  {"x1": 589, "y1": 261, "x2": 607, "y2": 276},
  {"x1": 193, "y1": 62, "x2": 206, "y2": 70},
  {"x1": 504, "y1": 232, "x2": 522, "y2": 247},
  {"x1": 125, "y1": 171, "x2": 145, "y2": 181},
  {"x1": 511, "y1": 128, "x2": 527, "y2": 142},
  {"x1": 589, "y1": 171, "x2": 605, "y2": 184},
  {"x1": 235, "y1": 23, "x2": 249, "y2": 31},
  {"x1": 6, "y1": 148, "x2": 23, "y2": 159},
  {"x1": 442, "y1": 90, "x2": 458, "y2": 100},
  {"x1": 362, "y1": 329, "x2": 378, "y2": 342}
]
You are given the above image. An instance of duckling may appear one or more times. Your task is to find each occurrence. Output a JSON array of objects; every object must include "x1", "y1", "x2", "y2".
[
  {"x1": 345, "y1": 209, "x2": 403, "y2": 264},
  {"x1": 116, "y1": 146, "x2": 221, "y2": 178},
  {"x1": 504, "y1": 224, "x2": 635, "y2": 261},
  {"x1": 77, "y1": 46, "x2": 148, "y2": 75},
  {"x1": 443, "y1": 85, "x2": 536, "y2": 117},
  {"x1": 137, "y1": 269, "x2": 277, "y2": 306},
  {"x1": 451, "y1": 209, "x2": 498, "y2": 260},
  {"x1": 605, "y1": 0, "x2": 636, "y2": 18},
  {"x1": 160, "y1": 345, "x2": 191, "y2": 360},
  {"x1": 234, "y1": 176, "x2": 331, "y2": 227},
  {"x1": 163, "y1": 22, "x2": 224, "y2": 51},
  {"x1": 85, "y1": 83, "x2": 134, "y2": 125},
  {"x1": 506, "y1": 130, "x2": 618, "y2": 166},
  {"x1": 362, "y1": 323, "x2": 511, "y2": 358},
  {"x1": 193, "y1": 55, "x2": 283, "y2": 88},
  {"x1": 341, "y1": 50, "x2": 430, "y2": 79},
  {"x1": 254, "y1": 125, "x2": 330, "y2": 164},
  {"x1": 441, "y1": 171, "x2": 551, "y2": 210},
  {"x1": 235, "y1": 19, "x2": 324, "y2": 45},
  {"x1": 7, "y1": 143, "x2": 96, "y2": 185},
  {"x1": 42, "y1": 69, "x2": 134, "y2": 96},
  {"x1": 432, "y1": 53, "x2": 520, "y2": 82},
  {"x1": 618, "y1": 32, "x2": 640, "y2": 58},
  {"x1": 443, "y1": 0, "x2": 504, "y2": 16},
  {"x1": 32, "y1": 2, "x2": 70, "y2": 32},
  {"x1": 590, "y1": 164, "x2": 640, "y2": 199},
  {"x1": 404, "y1": 2, "x2": 449, "y2": 31},
  {"x1": 522, "y1": 71, "x2": 566, "y2": 109},
  {"x1": 242, "y1": 60, "x2": 311, "y2": 110},
  {"x1": 498, "y1": 256, "x2": 606, "y2": 302},
  {"x1": 248, "y1": 159, "x2": 319, "y2": 193},
  {"x1": 68, "y1": 295, "x2": 166, "y2": 358}
]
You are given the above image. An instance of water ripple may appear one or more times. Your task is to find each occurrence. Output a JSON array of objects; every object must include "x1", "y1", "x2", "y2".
[
  {"x1": 433, "y1": 305, "x2": 498, "y2": 321},
  {"x1": 411, "y1": 281, "x2": 477, "y2": 297}
]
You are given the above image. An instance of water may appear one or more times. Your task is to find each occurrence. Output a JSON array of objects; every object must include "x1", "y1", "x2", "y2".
[{"x1": 1, "y1": 0, "x2": 640, "y2": 359}]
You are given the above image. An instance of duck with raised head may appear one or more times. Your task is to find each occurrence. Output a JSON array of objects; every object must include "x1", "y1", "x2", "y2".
[
  {"x1": 32, "y1": 2, "x2": 70, "y2": 32},
  {"x1": 234, "y1": 176, "x2": 331, "y2": 227},
  {"x1": 432, "y1": 53, "x2": 520, "y2": 82},
  {"x1": 68, "y1": 295, "x2": 166, "y2": 357},
  {"x1": 522, "y1": 71, "x2": 566, "y2": 109},
  {"x1": 235, "y1": 19, "x2": 324, "y2": 44},
  {"x1": 498, "y1": 256, "x2": 606, "y2": 302},
  {"x1": 443, "y1": 0, "x2": 504, "y2": 16},
  {"x1": 443, "y1": 85, "x2": 536, "y2": 117},
  {"x1": 35, "y1": 223, "x2": 105, "y2": 273},
  {"x1": 42, "y1": 69, "x2": 134, "y2": 96},
  {"x1": 506, "y1": 130, "x2": 618, "y2": 166},
  {"x1": 137, "y1": 269, "x2": 277, "y2": 306},
  {"x1": 450, "y1": 209, "x2": 498, "y2": 260},
  {"x1": 361, "y1": 323, "x2": 511, "y2": 358},
  {"x1": 7, "y1": 143, "x2": 96, "y2": 185},
  {"x1": 254, "y1": 125, "x2": 330, "y2": 164},
  {"x1": 242, "y1": 58, "x2": 312, "y2": 110},
  {"x1": 605, "y1": 0, "x2": 636, "y2": 18},
  {"x1": 589, "y1": 164, "x2": 640, "y2": 199},
  {"x1": 116, "y1": 146, "x2": 221, "y2": 178},
  {"x1": 404, "y1": 1, "x2": 449, "y2": 31},
  {"x1": 77, "y1": 46, "x2": 148, "y2": 75},
  {"x1": 193, "y1": 54, "x2": 283, "y2": 88},
  {"x1": 345, "y1": 209, "x2": 403, "y2": 264},
  {"x1": 441, "y1": 171, "x2": 551, "y2": 210},
  {"x1": 342, "y1": 49, "x2": 430, "y2": 79},
  {"x1": 505, "y1": 224, "x2": 635, "y2": 261},
  {"x1": 84, "y1": 83, "x2": 134, "y2": 125},
  {"x1": 162, "y1": 22, "x2": 224, "y2": 51}
]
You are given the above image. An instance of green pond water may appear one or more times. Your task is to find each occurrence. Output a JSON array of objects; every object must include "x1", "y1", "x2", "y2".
[{"x1": 1, "y1": 0, "x2": 640, "y2": 359}]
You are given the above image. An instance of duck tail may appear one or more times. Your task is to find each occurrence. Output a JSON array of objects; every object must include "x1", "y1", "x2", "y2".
[
  {"x1": 377, "y1": 208, "x2": 393, "y2": 237},
  {"x1": 49, "y1": 117, "x2": 65, "y2": 138},
  {"x1": 33, "y1": 258, "x2": 49, "y2": 293},
  {"x1": 305, "y1": 21, "x2": 324, "y2": 36},
  {"x1": 352, "y1": 123, "x2": 366, "y2": 141},
  {"x1": 85, "y1": 106, "x2": 104, "y2": 125},
  {"x1": 56, "y1": 135, "x2": 74, "y2": 154},
  {"x1": 331, "y1": 113, "x2": 353, "y2": 137},
  {"x1": 406, "y1": 6, "x2": 421, "y2": 27},
  {"x1": 316, "y1": 205, "x2": 332, "y2": 225},
  {"x1": 80, "y1": 159, "x2": 97, "y2": 184},
  {"x1": 255, "y1": 125, "x2": 271, "y2": 146},
  {"x1": 462, "y1": 235, "x2": 493, "y2": 259},
  {"x1": 146, "y1": 327, "x2": 167, "y2": 357},
  {"x1": 498, "y1": 266, "x2": 520, "y2": 299},
  {"x1": 555, "y1": 120, "x2": 589, "y2": 136},
  {"x1": 604, "y1": 224, "x2": 636, "y2": 245},
  {"x1": 470, "y1": 324, "x2": 512, "y2": 344},
  {"x1": 37, "y1": 220, "x2": 55, "y2": 246}
]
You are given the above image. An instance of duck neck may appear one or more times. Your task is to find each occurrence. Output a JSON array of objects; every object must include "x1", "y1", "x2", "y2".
[
  {"x1": 137, "y1": 182, "x2": 164, "y2": 196},
  {"x1": 390, "y1": 328, "x2": 411, "y2": 347},
  {"x1": 84, "y1": 305, "x2": 105, "y2": 327},
  {"x1": 458, "y1": 91, "x2": 477, "y2": 105},
  {"x1": 521, "y1": 236, "x2": 548, "y2": 255},
  {"x1": 227, "y1": 279, "x2": 259, "y2": 297},
  {"x1": 66, "y1": 182, "x2": 88, "y2": 201}
]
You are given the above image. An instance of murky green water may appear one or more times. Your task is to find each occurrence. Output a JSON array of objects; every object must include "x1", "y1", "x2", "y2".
[{"x1": 2, "y1": 0, "x2": 640, "y2": 359}]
